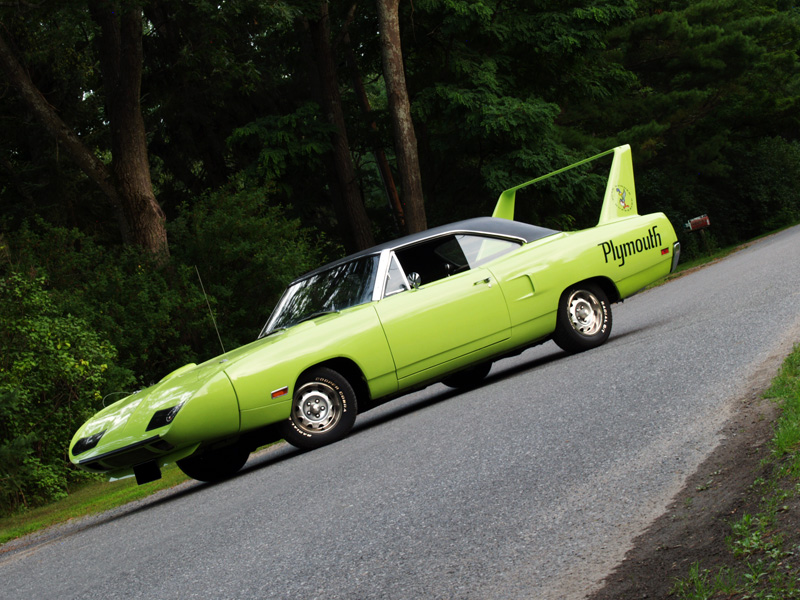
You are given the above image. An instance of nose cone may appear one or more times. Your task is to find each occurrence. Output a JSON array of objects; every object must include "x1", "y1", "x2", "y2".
[
  {"x1": 69, "y1": 353, "x2": 243, "y2": 476},
  {"x1": 69, "y1": 374, "x2": 199, "y2": 464}
]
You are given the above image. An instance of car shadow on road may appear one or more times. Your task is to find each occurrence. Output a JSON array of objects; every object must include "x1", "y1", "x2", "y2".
[
  {"x1": 348, "y1": 325, "x2": 659, "y2": 440},
  {"x1": 350, "y1": 345, "x2": 568, "y2": 438}
]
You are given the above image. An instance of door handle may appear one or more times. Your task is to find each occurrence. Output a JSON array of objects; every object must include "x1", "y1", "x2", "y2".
[{"x1": 474, "y1": 277, "x2": 492, "y2": 288}]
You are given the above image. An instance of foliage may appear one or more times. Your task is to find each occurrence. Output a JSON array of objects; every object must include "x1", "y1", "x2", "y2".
[
  {"x1": 169, "y1": 185, "x2": 326, "y2": 347},
  {"x1": 0, "y1": 273, "x2": 116, "y2": 513},
  {"x1": 402, "y1": 0, "x2": 638, "y2": 227},
  {"x1": 227, "y1": 102, "x2": 334, "y2": 196},
  {"x1": 5, "y1": 222, "x2": 208, "y2": 385},
  {"x1": 0, "y1": 187, "x2": 321, "y2": 513},
  {"x1": 725, "y1": 138, "x2": 800, "y2": 239},
  {"x1": 3, "y1": 0, "x2": 798, "y2": 252}
]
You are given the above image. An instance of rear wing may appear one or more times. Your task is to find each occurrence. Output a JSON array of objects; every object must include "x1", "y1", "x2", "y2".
[{"x1": 492, "y1": 144, "x2": 638, "y2": 225}]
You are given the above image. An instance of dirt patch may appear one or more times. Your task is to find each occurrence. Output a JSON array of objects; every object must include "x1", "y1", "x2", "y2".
[{"x1": 587, "y1": 386, "x2": 781, "y2": 599}]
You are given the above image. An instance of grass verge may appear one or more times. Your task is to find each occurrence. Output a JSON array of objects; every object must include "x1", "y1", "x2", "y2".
[
  {"x1": 0, "y1": 464, "x2": 189, "y2": 545},
  {"x1": 671, "y1": 343, "x2": 800, "y2": 599}
]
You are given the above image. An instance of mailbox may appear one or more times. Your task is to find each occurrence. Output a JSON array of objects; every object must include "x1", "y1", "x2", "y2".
[{"x1": 684, "y1": 214, "x2": 710, "y2": 232}]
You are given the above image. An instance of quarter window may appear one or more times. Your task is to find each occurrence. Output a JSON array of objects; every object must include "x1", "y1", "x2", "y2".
[{"x1": 383, "y1": 254, "x2": 409, "y2": 297}]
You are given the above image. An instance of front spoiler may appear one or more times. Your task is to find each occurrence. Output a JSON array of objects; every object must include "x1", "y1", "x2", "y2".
[{"x1": 75, "y1": 435, "x2": 199, "y2": 476}]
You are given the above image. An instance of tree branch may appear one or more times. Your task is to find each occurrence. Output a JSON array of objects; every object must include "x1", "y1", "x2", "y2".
[{"x1": 0, "y1": 25, "x2": 121, "y2": 208}]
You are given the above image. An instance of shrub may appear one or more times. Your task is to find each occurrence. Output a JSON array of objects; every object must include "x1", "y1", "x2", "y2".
[
  {"x1": 728, "y1": 137, "x2": 800, "y2": 237},
  {"x1": 0, "y1": 273, "x2": 117, "y2": 512},
  {"x1": 169, "y1": 185, "x2": 326, "y2": 347},
  {"x1": 0, "y1": 190, "x2": 324, "y2": 513},
  {"x1": 6, "y1": 221, "x2": 210, "y2": 385}
]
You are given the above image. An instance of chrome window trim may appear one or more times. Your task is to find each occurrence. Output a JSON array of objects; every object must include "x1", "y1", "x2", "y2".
[{"x1": 390, "y1": 229, "x2": 527, "y2": 253}]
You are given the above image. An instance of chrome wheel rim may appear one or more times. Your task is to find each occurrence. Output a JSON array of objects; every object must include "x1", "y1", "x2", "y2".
[
  {"x1": 292, "y1": 381, "x2": 342, "y2": 434},
  {"x1": 566, "y1": 290, "x2": 604, "y2": 336}
]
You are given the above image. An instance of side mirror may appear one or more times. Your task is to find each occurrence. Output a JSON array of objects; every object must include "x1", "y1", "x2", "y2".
[{"x1": 407, "y1": 272, "x2": 422, "y2": 289}]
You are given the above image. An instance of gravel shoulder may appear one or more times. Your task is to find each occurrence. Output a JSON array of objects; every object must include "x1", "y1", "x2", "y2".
[{"x1": 587, "y1": 347, "x2": 786, "y2": 599}]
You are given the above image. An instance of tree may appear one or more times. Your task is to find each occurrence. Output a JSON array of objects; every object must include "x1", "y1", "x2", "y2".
[
  {"x1": 395, "y1": 0, "x2": 637, "y2": 228},
  {"x1": 376, "y1": 0, "x2": 427, "y2": 233},
  {"x1": 0, "y1": 2, "x2": 168, "y2": 255},
  {"x1": 88, "y1": 1, "x2": 168, "y2": 255},
  {"x1": 597, "y1": 0, "x2": 800, "y2": 246}
]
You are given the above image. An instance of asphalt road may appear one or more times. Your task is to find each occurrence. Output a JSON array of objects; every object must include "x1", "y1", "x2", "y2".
[{"x1": 3, "y1": 225, "x2": 800, "y2": 600}]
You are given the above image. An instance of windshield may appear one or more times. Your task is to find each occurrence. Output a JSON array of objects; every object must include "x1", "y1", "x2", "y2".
[{"x1": 260, "y1": 255, "x2": 380, "y2": 337}]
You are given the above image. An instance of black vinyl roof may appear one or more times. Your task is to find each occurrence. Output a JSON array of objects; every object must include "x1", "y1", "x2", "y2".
[{"x1": 295, "y1": 217, "x2": 559, "y2": 282}]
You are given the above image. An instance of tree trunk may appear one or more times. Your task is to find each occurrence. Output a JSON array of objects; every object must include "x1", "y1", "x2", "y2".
[
  {"x1": 343, "y1": 28, "x2": 405, "y2": 233},
  {"x1": 376, "y1": 0, "x2": 427, "y2": 234},
  {"x1": 306, "y1": 3, "x2": 375, "y2": 251},
  {"x1": 89, "y1": 1, "x2": 169, "y2": 256}
]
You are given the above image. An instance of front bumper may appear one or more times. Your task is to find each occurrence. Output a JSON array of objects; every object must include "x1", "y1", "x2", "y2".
[{"x1": 75, "y1": 435, "x2": 199, "y2": 478}]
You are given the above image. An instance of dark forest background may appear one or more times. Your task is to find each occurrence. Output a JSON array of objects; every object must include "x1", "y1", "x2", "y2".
[{"x1": 1, "y1": 0, "x2": 799, "y2": 511}]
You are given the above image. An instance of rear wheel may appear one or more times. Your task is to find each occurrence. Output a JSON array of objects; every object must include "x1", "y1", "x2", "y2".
[
  {"x1": 553, "y1": 283, "x2": 612, "y2": 353},
  {"x1": 176, "y1": 441, "x2": 250, "y2": 483},
  {"x1": 281, "y1": 367, "x2": 357, "y2": 450},
  {"x1": 441, "y1": 362, "x2": 492, "y2": 389}
]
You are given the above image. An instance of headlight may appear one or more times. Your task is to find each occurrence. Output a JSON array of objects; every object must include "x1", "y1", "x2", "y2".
[
  {"x1": 145, "y1": 401, "x2": 185, "y2": 432},
  {"x1": 72, "y1": 430, "x2": 106, "y2": 456}
]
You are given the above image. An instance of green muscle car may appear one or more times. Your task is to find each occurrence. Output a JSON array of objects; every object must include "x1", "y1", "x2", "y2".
[{"x1": 69, "y1": 145, "x2": 680, "y2": 484}]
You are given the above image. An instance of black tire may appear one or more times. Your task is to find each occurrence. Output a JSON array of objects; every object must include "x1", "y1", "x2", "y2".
[
  {"x1": 553, "y1": 283, "x2": 612, "y2": 353},
  {"x1": 441, "y1": 362, "x2": 492, "y2": 389},
  {"x1": 281, "y1": 367, "x2": 358, "y2": 450},
  {"x1": 176, "y1": 441, "x2": 250, "y2": 483}
]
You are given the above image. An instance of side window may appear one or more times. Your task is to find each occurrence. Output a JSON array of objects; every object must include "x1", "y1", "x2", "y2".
[
  {"x1": 391, "y1": 234, "x2": 521, "y2": 290},
  {"x1": 394, "y1": 238, "x2": 456, "y2": 287},
  {"x1": 383, "y1": 253, "x2": 409, "y2": 297}
]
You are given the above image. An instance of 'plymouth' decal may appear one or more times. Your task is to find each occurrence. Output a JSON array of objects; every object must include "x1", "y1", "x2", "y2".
[{"x1": 598, "y1": 226, "x2": 662, "y2": 267}]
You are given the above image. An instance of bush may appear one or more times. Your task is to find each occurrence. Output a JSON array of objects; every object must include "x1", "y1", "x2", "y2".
[
  {"x1": 0, "y1": 273, "x2": 117, "y2": 512},
  {"x1": 728, "y1": 137, "x2": 800, "y2": 237},
  {"x1": 169, "y1": 185, "x2": 326, "y2": 347},
  {"x1": 6, "y1": 221, "x2": 211, "y2": 385}
]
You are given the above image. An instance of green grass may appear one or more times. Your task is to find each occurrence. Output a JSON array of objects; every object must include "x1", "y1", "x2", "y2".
[
  {"x1": 672, "y1": 342, "x2": 800, "y2": 600},
  {"x1": 0, "y1": 464, "x2": 189, "y2": 544}
]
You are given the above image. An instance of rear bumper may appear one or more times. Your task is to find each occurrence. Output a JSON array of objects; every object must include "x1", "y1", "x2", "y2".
[{"x1": 671, "y1": 242, "x2": 681, "y2": 273}]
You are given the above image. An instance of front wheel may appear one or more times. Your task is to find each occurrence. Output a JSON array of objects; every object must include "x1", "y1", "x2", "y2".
[
  {"x1": 281, "y1": 367, "x2": 358, "y2": 450},
  {"x1": 176, "y1": 441, "x2": 250, "y2": 483},
  {"x1": 553, "y1": 283, "x2": 612, "y2": 353}
]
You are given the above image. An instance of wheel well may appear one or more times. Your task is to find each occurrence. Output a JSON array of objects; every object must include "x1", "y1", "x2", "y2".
[
  {"x1": 566, "y1": 276, "x2": 620, "y2": 304},
  {"x1": 298, "y1": 358, "x2": 370, "y2": 412}
]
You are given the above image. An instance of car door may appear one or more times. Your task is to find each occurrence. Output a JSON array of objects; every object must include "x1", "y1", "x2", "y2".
[{"x1": 374, "y1": 234, "x2": 515, "y2": 380}]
